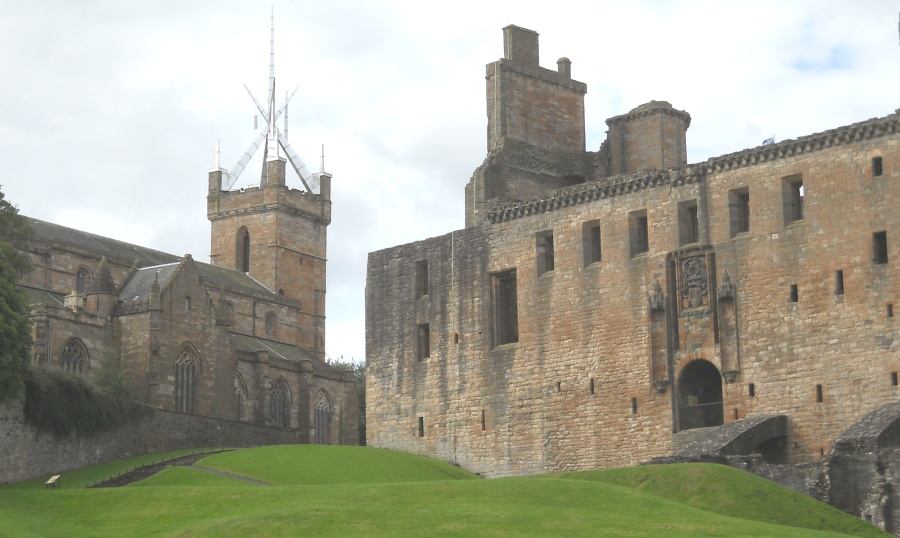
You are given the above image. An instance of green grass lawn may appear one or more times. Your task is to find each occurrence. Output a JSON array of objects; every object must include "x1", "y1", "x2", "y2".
[
  {"x1": 0, "y1": 445, "x2": 887, "y2": 537},
  {"x1": 0, "y1": 447, "x2": 224, "y2": 490}
]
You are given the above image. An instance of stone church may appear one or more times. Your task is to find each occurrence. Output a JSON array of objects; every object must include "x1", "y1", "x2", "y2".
[
  {"x1": 366, "y1": 25, "x2": 899, "y2": 476},
  {"x1": 16, "y1": 156, "x2": 359, "y2": 446}
]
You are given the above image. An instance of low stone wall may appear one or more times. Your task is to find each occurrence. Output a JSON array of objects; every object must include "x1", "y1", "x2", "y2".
[{"x1": 0, "y1": 398, "x2": 302, "y2": 484}]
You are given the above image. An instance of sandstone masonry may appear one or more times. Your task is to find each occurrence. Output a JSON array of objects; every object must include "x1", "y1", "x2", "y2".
[{"x1": 367, "y1": 25, "x2": 900, "y2": 479}]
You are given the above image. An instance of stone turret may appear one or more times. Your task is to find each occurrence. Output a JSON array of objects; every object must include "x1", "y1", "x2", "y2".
[
  {"x1": 606, "y1": 100, "x2": 691, "y2": 175},
  {"x1": 86, "y1": 256, "x2": 118, "y2": 316}
]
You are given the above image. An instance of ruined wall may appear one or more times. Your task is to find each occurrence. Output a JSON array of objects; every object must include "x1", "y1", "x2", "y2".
[
  {"x1": 367, "y1": 111, "x2": 900, "y2": 477},
  {"x1": 0, "y1": 398, "x2": 303, "y2": 485}
]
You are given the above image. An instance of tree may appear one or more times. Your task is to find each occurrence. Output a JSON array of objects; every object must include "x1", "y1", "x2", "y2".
[
  {"x1": 93, "y1": 348, "x2": 128, "y2": 398},
  {"x1": 327, "y1": 356, "x2": 366, "y2": 445},
  {"x1": 0, "y1": 186, "x2": 33, "y2": 403}
]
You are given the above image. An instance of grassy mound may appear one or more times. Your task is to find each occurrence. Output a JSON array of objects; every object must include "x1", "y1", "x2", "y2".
[
  {"x1": 549, "y1": 463, "x2": 884, "y2": 537},
  {"x1": 0, "y1": 446, "x2": 886, "y2": 537},
  {"x1": 194, "y1": 444, "x2": 478, "y2": 484}
]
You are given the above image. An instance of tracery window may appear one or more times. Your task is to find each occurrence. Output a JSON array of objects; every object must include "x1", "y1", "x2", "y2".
[
  {"x1": 60, "y1": 339, "x2": 88, "y2": 374},
  {"x1": 175, "y1": 346, "x2": 199, "y2": 414},
  {"x1": 314, "y1": 390, "x2": 332, "y2": 445},
  {"x1": 76, "y1": 267, "x2": 92, "y2": 294},
  {"x1": 270, "y1": 378, "x2": 290, "y2": 427},
  {"x1": 265, "y1": 312, "x2": 276, "y2": 337}
]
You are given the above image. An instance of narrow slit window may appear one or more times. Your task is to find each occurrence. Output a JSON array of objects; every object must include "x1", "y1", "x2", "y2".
[
  {"x1": 418, "y1": 416, "x2": 424, "y2": 437},
  {"x1": 415, "y1": 260, "x2": 429, "y2": 298},
  {"x1": 536, "y1": 231, "x2": 555, "y2": 276},
  {"x1": 733, "y1": 408, "x2": 739, "y2": 420},
  {"x1": 789, "y1": 284, "x2": 798, "y2": 303},
  {"x1": 629, "y1": 210, "x2": 649, "y2": 258},
  {"x1": 631, "y1": 397, "x2": 638, "y2": 414},
  {"x1": 589, "y1": 378, "x2": 595, "y2": 395},
  {"x1": 888, "y1": 304, "x2": 894, "y2": 318},
  {"x1": 678, "y1": 200, "x2": 699, "y2": 246},
  {"x1": 748, "y1": 383, "x2": 756, "y2": 397},
  {"x1": 873, "y1": 157, "x2": 883, "y2": 177},
  {"x1": 835, "y1": 270, "x2": 844, "y2": 296},
  {"x1": 782, "y1": 175, "x2": 804, "y2": 225},
  {"x1": 729, "y1": 188, "x2": 750, "y2": 237},
  {"x1": 582, "y1": 220, "x2": 602, "y2": 266},
  {"x1": 816, "y1": 384, "x2": 823, "y2": 403},
  {"x1": 492, "y1": 270, "x2": 518, "y2": 347},
  {"x1": 481, "y1": 410, "x2": 486, "y2": 431},
  {"x1": 416, "y1": 323, "x2": 430, "y2": 361},
  {"x1": 874, "y1": 231, "x2": 888, "y2": 265},
  {"x1": 892, "y1": 372, "x2": 898, "y2": 386}
]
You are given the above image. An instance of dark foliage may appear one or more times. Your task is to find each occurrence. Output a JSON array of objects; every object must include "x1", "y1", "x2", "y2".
[
  {"x1": 0, "y1": 187, "x2": 32, "y2": 403},
  {"x1": 23, "y1": 367, "x2": 152, "y2": 438},
  {"x1": 328, "y1": 357, "x2": 366, "y2": 445}
]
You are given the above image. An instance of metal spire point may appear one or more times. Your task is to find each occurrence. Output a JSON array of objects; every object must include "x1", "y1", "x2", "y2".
[{"x1": 222, "y1": 8, "x2": 316, "y2": 193}]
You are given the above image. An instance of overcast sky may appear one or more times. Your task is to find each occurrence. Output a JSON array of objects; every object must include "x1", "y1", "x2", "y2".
[{"x1": 2, "y1": 1, "x2": 898, "y2": 363}]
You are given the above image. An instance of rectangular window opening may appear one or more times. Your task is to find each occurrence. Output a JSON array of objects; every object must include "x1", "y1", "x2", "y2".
[
  {"x1": 748, "y1": 383, "x2": 756, "y2": 397},
  {"x1": 678, "y1": 200, "x2": 699, "y2": 246},
  {"x1": 888, "y1": 304, "x2": 894, "y2": 318},
  {"x1": 582, "y1": 220, "x2": 602, "y2": 266},
  {"x1": 589, "y1": 378, "x2": 595, "y2": 395},
  {"x1": 782, "y1": 175, "x2": 804, "y2": 225},
  {"x1": 789, "y1": 284, "x2": 798, "y2": 303},
  {"x1": 629, "y1": 210, "x2": 649, "y2": 258},
  {"x1": 733, "y1": 408, "x2": 739, "y2": 420},
  {"x1": 873, "y1": 156, "x2": 883, "y2": 177},
  {"x1": 481, "y1": 410, "x2": 486, "y2": 431},
  {"x1": 418, "y1": 416, "x2": 424, "y2": 437},
  {"x1": 556, "y1": 381, "x2": 562, "y2": 393},
  {"x1": 415, "y1": 260, "x2": 429, "y2": 298},
  {"x1": 874, "y1": 231, "x2": 889, "y2": 265},
  {"x1": 835, "y1": 270, "x2": 844, "y2": 296},
  {"x1": 816, "y1": 384, "x2": 823, "y2": 403},
  {"x1": 729, "y1": 188, "x2": 750, "y2": 237},
  {"x1": 892, "y1": 372, "x2": 898, "y2": 386},
  {"x1": 492, "y1": 270, "x2": 519, "y2": 347},
  {"x1": 416, "y1": 323, "x2": 430, "y2": 361},
  {"x1": 631, "y1": 397, "x2": 638, "y2": 414},
  {"x1": 453, "y1": 332, "x2": 459, "y2": 345},
  {"x1": 536, "y1": 231, "x2": 555, "y2": 276}
]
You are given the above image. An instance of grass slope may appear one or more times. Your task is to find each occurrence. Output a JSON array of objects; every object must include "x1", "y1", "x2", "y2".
[
  {"x1": 0, "y1": 445, "x2": 886, "y2": 537},
  {"x1": 194, "y1": 444, "x2": 478, "y2": 484},
  {"x1": 551, "y1": 463, "x2": 885, "y2": 537},
  {"x1": 0, "y1": 448, "x2": 222, "y2": 490}
]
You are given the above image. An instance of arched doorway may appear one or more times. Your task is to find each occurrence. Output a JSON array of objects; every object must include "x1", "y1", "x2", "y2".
[{"x1": 677, "y1": 359, "x2": 724, "y2": 431}]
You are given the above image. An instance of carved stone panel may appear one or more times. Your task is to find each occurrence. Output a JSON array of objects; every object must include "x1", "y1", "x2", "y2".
[{"x1": 677, "y1": 250, "x2": 711, "y2": 317}]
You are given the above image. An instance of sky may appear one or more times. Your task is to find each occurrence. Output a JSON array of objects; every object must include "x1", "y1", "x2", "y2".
[{"x1": 2, "y1": 1, "x2": 898, "y2": 363}]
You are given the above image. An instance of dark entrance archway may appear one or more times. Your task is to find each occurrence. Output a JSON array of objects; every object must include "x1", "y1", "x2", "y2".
[{"x1": 677, "y1": 359, "x2": 724, "y2": 431}]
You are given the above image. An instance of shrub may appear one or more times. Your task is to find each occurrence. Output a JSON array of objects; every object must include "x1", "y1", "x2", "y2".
[{"x1": 23, "y1": 367, "x2": 152, "y2": 437}]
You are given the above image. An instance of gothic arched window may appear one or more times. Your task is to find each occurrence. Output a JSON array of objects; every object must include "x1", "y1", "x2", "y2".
[
  {"x1": 270, "y1": 378, "x2": 290, "y2": 427},
  {"x1": 236, "y1": 227, "x2": 250, "y2": 273},
  {"x1": 265, "y1": 312, "x2": 276, "y2": 337},
  {"x1": 314, "y1": 390, "x2": 332, "y2": 445},
  {"x1": 76, "y1": 267, "x2": 92, "y2": 294},
  {"x1": 175, "y1": 346, "x2": 199, "y2": 414},
  {"x1": 60, "y1": 339, "x2": 88, "y2": 374}
]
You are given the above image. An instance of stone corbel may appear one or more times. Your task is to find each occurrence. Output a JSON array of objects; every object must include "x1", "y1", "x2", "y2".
[
  {"x1": 648, "y1": 279, "x2": 666, "y2": 312},
  {"x1": 722, "y1": 371, "x2": 738, "y2": 384}
]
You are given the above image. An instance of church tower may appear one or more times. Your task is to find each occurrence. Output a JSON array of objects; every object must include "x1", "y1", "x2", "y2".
[
  {"x1": 207, "y1": 12, "x2": 331, "y2": 356},
  {"x1": 207, "y1": 161, "x2": 331, "y2": 354}
]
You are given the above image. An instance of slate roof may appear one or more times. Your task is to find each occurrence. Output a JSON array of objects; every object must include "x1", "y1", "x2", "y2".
[
  {"x1": 118, "y1": 261, "x2": 279, "y2": 305},
  {"x1": 19, "y1": 286, "x2": 65, "y2": 307},
  {"x1": 25, "y1": 217, "x2": 180, "y2": 267},
  {"x1": 230, "y1": 333, "x2": 316, "y2": 363}
]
